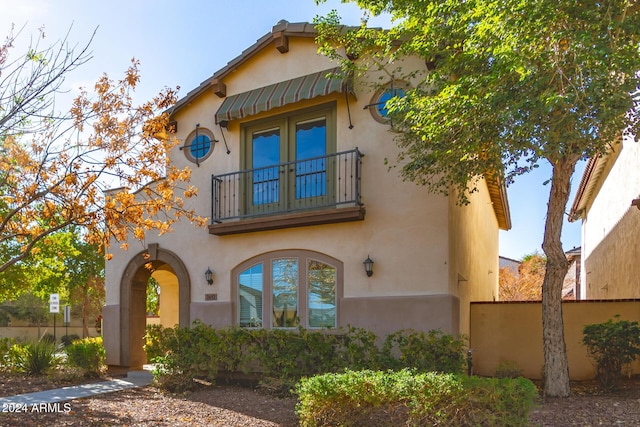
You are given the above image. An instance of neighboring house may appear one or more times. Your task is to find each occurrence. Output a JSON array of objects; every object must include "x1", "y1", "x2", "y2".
[
  {"x1": 569, "y1": 134, "x2": 640, "y2": 299},
  {"x1": 498, "y1": 249, "x2": 581, "y2": 301},
  {"x1": 563, "y1": 247, "x2": 581, "y2": 300},
  {"x1": 499, "y1": 256, "x2": 521, "y2": 275},
  {"x1": 103, "y1": 21, "x2": 511, "y2": 368}
]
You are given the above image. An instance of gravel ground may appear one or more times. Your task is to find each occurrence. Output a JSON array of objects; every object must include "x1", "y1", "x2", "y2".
[{"x1": 0, "y1": 373, "x2": 639, "y2": 426}]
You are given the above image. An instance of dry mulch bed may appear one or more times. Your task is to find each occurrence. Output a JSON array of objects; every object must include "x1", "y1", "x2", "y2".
[
  {"x1": 0, "y1": 372, "x2": 298, "y2": 426},
  {"x1": 528, "y1": 376, "x2": 640, "y2": 426},
  {"x1": 0, "y1": 372, "x2": 639, "y2": 426}
]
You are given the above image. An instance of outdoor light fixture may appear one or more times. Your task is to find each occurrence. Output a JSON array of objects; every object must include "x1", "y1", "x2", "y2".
[
  {"x1": 205, "y1": 267, "x2": 214, "y2": 285},
  {"x1": 363, "y1": 255, "x2": 374, "y2": 277}
]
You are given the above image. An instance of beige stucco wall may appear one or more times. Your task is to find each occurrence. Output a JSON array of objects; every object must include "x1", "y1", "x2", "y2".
[
  {"x1": 580, "y1": 136, "x2": 640, "y2": 299},
  {"x1": 106, "y1": 37, "x2": 451, "y2": 304},
  {"x1": 0, "y1": 327, "x2": 99, "y2": 342},
  {"x1": 152, "y1": 267, "x2": 179, "y2": 328},
  {"x1": 104, "y1": 33, "x2": 503, "y2": 363},
  {"x1": 449, "y1": 184, "x2": 500, "y2": 337},
  {"x1": 470, "y1": 300, "x2": 640, "y2": 380}
]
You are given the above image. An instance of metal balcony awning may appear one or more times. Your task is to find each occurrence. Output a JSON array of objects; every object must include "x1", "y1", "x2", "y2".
[{"x1": 214, "y1": 67, "x2": 354, "y2": 124}]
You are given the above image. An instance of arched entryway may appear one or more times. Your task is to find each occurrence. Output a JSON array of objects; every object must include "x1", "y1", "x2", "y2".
[{"x1": 119, "y1": 244, "x2": 190, "y2": 368}]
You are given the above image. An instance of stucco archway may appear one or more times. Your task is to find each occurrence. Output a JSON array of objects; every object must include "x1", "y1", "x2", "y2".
[{"x1": 119, "y1": 244, "x2": 190, "y2": 368}]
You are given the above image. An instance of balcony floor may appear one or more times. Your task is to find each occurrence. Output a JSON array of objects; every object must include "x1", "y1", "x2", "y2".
[{"x1": 208, "y1": 205, "x2": 365, "y2": 236}]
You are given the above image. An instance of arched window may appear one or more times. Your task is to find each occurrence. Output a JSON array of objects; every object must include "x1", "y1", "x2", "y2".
[{"x1": 232, "y1": 250, "x2": 342, "y2": 329}]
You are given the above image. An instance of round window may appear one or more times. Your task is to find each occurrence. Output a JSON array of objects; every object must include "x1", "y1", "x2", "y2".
[
  {"x1": 183, "y1": 128, "x2": 214, "y2": 163},
  {"x1": 369, "y1": 81, "x2": 409, "y2": 124},
  {"x1": 191, "y1": 135, "x2": 211, "y2": 159}
]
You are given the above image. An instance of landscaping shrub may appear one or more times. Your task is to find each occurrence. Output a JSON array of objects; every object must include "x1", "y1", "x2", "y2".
[
  {"x1": 61, "y1": 334, "x2": 81, "y2": 347},
  {"x1": 494, "y1": 359, "x2": 524, "y2": 378},
  {"x1": 0, "y1": 337, "x2": 15, "y2": 371},
  {"x1": 41, "y1": 333, "x2": 56, "y2": 344},
  {"x1": 145, "y1": 322, "x2": 467, "y2": 393},
  {"x1": 145, "y1": 323, "x2": 175, "y2": 361},
  {"x1": 582, "y1": 316, "x2": 640, "y2": 390},
  {"x1": 381, "y1": 329, "x2": 467, "y2": 374},
  {"x1": 460, "y1": 376, "x2": 537, "y2": 426},
  {"x1": 148, "y1": 321, "x2": 226, "y2": 392},
  {"x1": 65, "y1": 337, "x2": 106, "y2": 377},
  {"x1": 295, "y1": 369, "x2": 537, "y2": 427},
  {"x1": 7, "y1": 341, "x2": 60, "y2": 375},
  {"x1": 335, "y1": 326, "x2": 381, "y2": 371}
]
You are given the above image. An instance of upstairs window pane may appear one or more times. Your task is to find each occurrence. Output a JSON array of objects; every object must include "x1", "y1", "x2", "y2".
[{"x1": 295, "y1": 118, "x2": 327, "y2": 199}]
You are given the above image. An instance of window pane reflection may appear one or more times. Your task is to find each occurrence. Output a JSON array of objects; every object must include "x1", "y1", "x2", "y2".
[
  {"x1": 295, "y1": 118, "x2": 326, "y2": 199},
  {"x1": 239, "y1": 263, "x2": 263, "y2": 327},
  {"x1": 272, "y1": 258, "x2": 299, "y2": 328},
  {"x1": 252, "y1": 128, "x2": 280, "y2": 205},
  {"x1": 308, "y1": 260, "x2": 336, "y2": 328}
]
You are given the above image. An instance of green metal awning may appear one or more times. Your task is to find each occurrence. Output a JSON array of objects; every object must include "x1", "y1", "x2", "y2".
[{"x1": 215, "y1": 67, "x2": 354, "y2": 123}]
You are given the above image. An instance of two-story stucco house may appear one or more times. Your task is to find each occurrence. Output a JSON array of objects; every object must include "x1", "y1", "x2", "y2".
[
  {"x1": 103, "y1": 21, "x2": 511, "y2": 368},
  {"x1": 569, "y1": 134, "x2": 640, "y2": 299}
]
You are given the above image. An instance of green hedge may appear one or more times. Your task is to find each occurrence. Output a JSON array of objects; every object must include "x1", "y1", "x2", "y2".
[
  {"x1": 145, "y1": 321, "x2": 467, "y2": 392},
  {"x1": 295, "y1": 369, "x2": 537, "y2": 427},
  {"x1": 65, "y1": 337, "x2": 106, "y2": 377},
  {"x1": 582, "y1": 316, "x2": 640, "y2": 390}
]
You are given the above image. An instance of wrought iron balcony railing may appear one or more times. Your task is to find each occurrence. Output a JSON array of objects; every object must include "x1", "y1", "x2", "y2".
[{"x1": 211, "y1": 148, "x2": 363, "y2": 223}]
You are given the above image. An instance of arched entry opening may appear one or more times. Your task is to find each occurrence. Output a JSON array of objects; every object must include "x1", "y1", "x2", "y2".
[
  {"x1": 120, "y1": 244, "x2": 190, "y2": 368},
  {"x1": 147, "y1": 265, "x2": 180, "y2": 327}
]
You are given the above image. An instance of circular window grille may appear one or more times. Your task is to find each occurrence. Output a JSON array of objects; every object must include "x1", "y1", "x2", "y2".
[
  {"x1": 368, "y1": 80, "x2": 410, "y2": 124},
  {"x1": 183, "y1": 127, "x2": 214, "y2": 163}
]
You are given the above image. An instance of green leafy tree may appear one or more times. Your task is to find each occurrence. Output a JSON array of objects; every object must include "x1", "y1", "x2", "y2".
[
  {"x1": 147, "y1": 277, "x2": 160, "y2": 316},
  {"x1": 0, "y1": 227, "x2": 105, "y2": 337},
  {"x1": 315, "y1": 0, "x2": 640, "y2": 396},
  {"x1": 13, "y1": 292, "x2": 49, "y2": 338},
  {"x1": 63, "y1": 230, "x2": 105, "y2": 337}
]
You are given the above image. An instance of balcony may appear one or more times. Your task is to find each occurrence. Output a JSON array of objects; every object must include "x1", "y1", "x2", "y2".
[{"x1": 209, "y1": 148, "x2": 365, "y2": 235}]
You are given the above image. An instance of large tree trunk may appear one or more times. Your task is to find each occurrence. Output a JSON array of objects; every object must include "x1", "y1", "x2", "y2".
[{"x1": 541, "y1": 156, "x2": 579, "y2": 397}]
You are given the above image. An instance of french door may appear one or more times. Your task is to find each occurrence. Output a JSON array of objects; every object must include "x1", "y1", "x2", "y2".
[{"x1": 244, "y1": 105, "x2": 336, "y2": 215}]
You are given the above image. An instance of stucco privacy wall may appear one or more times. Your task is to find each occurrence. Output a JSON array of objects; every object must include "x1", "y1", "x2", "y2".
[
  {"x1": 580, "y1": 136, "x2": 640, "y2": 299},
  {"x1": 470, "y1": 300, "x2": 640, "y2": 380}
]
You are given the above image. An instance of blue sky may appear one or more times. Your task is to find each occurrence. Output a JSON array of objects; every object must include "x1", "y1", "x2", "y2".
[{"x1": 1, "y1": 0, "x2": 584, "y2": 260}]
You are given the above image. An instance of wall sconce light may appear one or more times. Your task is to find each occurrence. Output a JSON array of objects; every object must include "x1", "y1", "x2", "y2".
[
  {"x1": 363, "y1": 255, "x2": 374, "y2": 277},
  {"x1": 205, "y1": 267, "x2": 214, "y2": 285}
]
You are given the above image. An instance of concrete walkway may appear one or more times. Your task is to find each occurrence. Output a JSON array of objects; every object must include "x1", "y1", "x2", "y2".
[{"x1": 0, "y1": 369, "x2": 153, "y2": 405}]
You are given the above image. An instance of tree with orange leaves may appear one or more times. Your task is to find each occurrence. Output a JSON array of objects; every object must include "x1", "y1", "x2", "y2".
[
  {"x1": 499, "y1": 254, "x2": 546, "y2": 301},
  {"x1": 0, "y1": 27, "x2": 205, "y2": 276}
]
